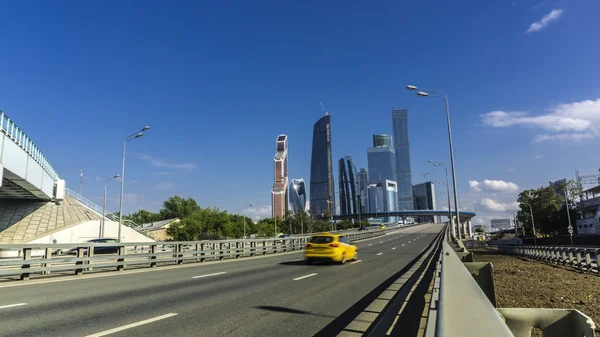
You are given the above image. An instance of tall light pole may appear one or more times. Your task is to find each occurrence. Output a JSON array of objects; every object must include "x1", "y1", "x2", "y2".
[
  {"x1": 429, "y1": 160, "x2": 456, "y2": 238},
  {"x1": 522, "y1": 202, "x2": 537, "y2": 245},
  {"x1": 102, "y1": 175, "x2": 120, "y2": 238},
  {"x1": 507, "y1": 211, "x2": 518, "y2": 239},
  {"x1": 327, "y1": 200, "x2": 334, "y2": 231},
  {"x1": 243, "y1": 204, "x2": 253, "y2": 239},
  {"x1": 407, "y1": 85, "x2": 461, "y2": 238},
  {"x1": 118, "y1": 126, "x2": 150, "y2": 243}
]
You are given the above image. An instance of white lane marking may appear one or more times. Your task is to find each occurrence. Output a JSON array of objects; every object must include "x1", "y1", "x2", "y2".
[
  {"x1": 0, "y1": 303, "x2": 27, "y2": 309},
  {"x1": 368, "y1": 244, "x2": 372, "y2": 246},
  {"x1": 380, "y1": 241, "x2": 383, "y2": 244},
  {"x1": 388, "y1": 239, "x2": 392, "y2": 241},
  {"x1": 377, "y1": 253, "x2": 383, "y2": 256},
  {"x1": 286, "y1": 259, "x2": 303, "y2": 262},
  {"x1": 293, "y1": 273, "x2": 318, "y2": 281},
  {"x1": 392, "y1": 247, "x2": 396, "y2": 250},
  {"x1": 191, "y1": 271, "x2": 227, "y2": 279},
  {"x1": 402, "y1": 244, "x2": 405, "y2": 246},
  {"x1": 350, "y1": 260, "x2": 362, "y2": 264},
  {"x1": 85, "y1": 313, "x2": 178, "y2": 337}
]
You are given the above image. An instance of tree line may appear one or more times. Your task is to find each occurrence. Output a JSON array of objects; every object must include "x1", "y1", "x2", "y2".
[{"x1": 123, "y1": 196, "x2": 368, "y2": 241}]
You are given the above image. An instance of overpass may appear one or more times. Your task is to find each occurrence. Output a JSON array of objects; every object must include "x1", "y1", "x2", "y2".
[
  {"x1": 333, "y1": 209, "x2": 476, "y2": 221},
  {"x1": 0, "y1": 111, "x2": 61, "y2": 200}
]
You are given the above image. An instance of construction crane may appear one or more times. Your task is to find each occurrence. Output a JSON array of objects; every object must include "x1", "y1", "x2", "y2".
[{"x1": 575, "y1": 169, "x2": 600, "y2": 186}]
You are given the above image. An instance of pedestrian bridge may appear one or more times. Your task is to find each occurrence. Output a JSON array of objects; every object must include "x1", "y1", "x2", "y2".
[{"x1": 0, "y1": 111, "x2": 60, "y2": 200}]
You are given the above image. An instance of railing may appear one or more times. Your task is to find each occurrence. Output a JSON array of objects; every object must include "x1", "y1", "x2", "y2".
[
  {"x1": 488, "y1": 244, "x2": 599, "y2": 273},
  {"x1": 0, "y1": 111, "x2": 60, "y2": 180},
  {"x1": 0, "y1": 226, "x2": 402, "y2": 281},
  {"x1": 66, "y1": 188, "x2": 119, "y2": 222}
]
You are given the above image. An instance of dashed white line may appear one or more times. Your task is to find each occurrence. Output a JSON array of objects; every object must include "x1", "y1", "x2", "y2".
[
  {"x1": 392, "y1": 247, "x2": 396, "y2": 250},
  {"x1": 380, "y1": 241, "x2": 383, "y2": 244},
  {"x1": 377, "y1": 253, "x2": 383, "y2": 256},
  {"x1": 192, "y1": 271, "x2": 227, "y2": 279},
  {"x1": 350, "y1": 260, "x2": 362, "y2": 264},
  {"x1": 293, "y1": 273, "x2": 318, "y2": 281},
  {"x1": 402, "y1": 244, "x2": 405, "y2": 246},
  {"x1": 85, "y1": 313, "x2": 178, "y2": 337},
  {"x1": 0, "y1": 303, "x2": 27, "y2": 309},
  {"x1": 368, "y1": 244, "x2": 372, "y2": 246}
]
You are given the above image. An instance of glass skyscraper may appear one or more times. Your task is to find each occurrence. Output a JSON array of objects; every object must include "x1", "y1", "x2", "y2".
[
  {"x1": 373, "y1": 134, "x2": 392, "y2": 148},
  {"x1": 368, "y1": 179, "x2": 399, "y2": 224},
  {"x1": 271, "y1": 134, "x2": 288, "y2": 219},
  {"x1": 309, "y1": 113, "x2": 335, "y2": 217},
  {"x1": 392, "y1": 109, "x2": 414, "y2": 210},
  {"x1": 338, "y1": 156, "x2": 360, "y2": 216},
  {"x1": 289, "y1": 179, "x2": 307, "y2": 213},
  {"x1": 367, "y1": 136, "x2": 396, "y2": 184},
  {"x1": 413, "y1": 181, "x2": 437, "y2": 223},
  {"x1": 358, "y1": 168, "x2": 369, "y2": 213}
]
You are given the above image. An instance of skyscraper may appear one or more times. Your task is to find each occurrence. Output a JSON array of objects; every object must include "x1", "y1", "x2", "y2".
[
  {"x1": 367, "y1": 135, "x2": 396, "y2": 184},
  {"x1": 309, "y1": 113, "x2": 335, "y2": 217},
  {"x1": 338, "y1": 156, "x2": 360, "y2": 216},
  {"x1": 373, "y1": 134, "x2": 392, "y2": 148},
  {"x1": 368, "y1": 179, "x2": 399, "y2": 224},
  {"x1": 271, "y1": 134, "x2": 288, "y2": 219},
  {"x1": 392, "y1": 109, "x2": 414, "y2": 210},
  {"x1": 289, "y1": 179, "x2": 307, "y2": 213},
  {"x1": 358, "y1": 168, "x2": 369, "y2": 213},
  {"x1": 413, "y1": 181, "x2": 437, "y2": 223}
]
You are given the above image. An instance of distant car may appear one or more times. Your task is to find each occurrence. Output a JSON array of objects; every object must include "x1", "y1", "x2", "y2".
[
  {"x1": 379, "y1": 225, "x2": 386, "y2": 229},
  {"x1": 67, "y1": 238, "x2": 120, "y2": 255},
  {"x1": 275, "y1": 233, "x2": 291, "y2": 243},
  {"x1": 358, "y1": 226, "x2": 368, "y2": 231},
  {"x1": 304, "y1": 232, "x2": 358, "y2": 264}
]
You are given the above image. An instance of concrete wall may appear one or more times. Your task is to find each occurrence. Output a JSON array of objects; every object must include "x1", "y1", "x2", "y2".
[{"x1": 27, "y1": 220, "x2": 155, "y2": 244}]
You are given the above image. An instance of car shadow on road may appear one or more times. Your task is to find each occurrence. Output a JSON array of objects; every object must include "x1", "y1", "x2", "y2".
[
  {"x1": 255, "y1": 305, "x2": 336, "y2": 319},
  {"x1": 279, "y1": 260, "x2": 334, "y2": 266}
]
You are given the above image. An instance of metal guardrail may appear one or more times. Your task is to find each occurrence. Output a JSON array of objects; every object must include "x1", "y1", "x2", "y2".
[
  {"x1": 0, "y1": 111, "x2": 59, "y2": 180},
  {"x1": 488, "y1": 244, "x2": 599, "y2": 273},
  {"x1": 0, "y1": 226, "x2": 404, "y2": 281}
]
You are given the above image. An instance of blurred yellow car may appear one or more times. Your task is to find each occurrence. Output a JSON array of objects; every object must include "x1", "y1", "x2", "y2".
[
  {"x1": 304, "y1": 232, "x2": 358, "y2": 264},
  {"x1": 379, "y1": 225, "x2": 386, "y2": 229}
]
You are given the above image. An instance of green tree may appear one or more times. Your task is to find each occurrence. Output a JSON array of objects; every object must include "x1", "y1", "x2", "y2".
[{"x1": 159, "y1": 196, "x2": 201, "y2": 220}]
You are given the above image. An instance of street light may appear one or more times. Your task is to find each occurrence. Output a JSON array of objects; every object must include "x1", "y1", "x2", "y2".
[
  {"x1": 507, "y1": 211, "x2": 518, "y2": 239},
  {"x1": 429, "y1": 160, "x2": 457, "y2": 238},
  {"x1": 118, "y1": 126, "x2": 150, "y2": 243},
  {"x1": 408, "y1": 84, "x2": 462, "y2": 238},
  {"x1": 243, "y1": 204, "x2": 253, "y2": 239},
  {"x1": 522, "y1": 202, "x2": 537, "y2": 245},
  {"x1": 102, "y1": 175, "x2": 120, "y2": 238},
  {"x1": 327, "y1": 200, "x2": 334, "y2": 231}
]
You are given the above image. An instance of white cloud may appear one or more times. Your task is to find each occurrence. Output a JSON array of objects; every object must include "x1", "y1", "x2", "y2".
[
  {"x1": 155, "y1": 182, "x2": 175, "y2": 190},
  {"x1": 533, "y1": 154, "x2": 543, "y2": 159},
  {"x1": 527, "y1": 9, "x2": 563, "y2": 33},
  {"x1": 481, "y1": 98, "x2": 600, "y2": 142},
  {"x1": 95, "y1": 176, "x2": 101, "y2": 182},
  {"x1": 469, "y1": 179, "x2": 519, "y2": 192},
  {"x1": 138, "y1": 154, "x2": 197, "y2": 170},
  {"x1": 244, "y1": 205, "x2": 272, "y2": 221},
  {"x1": 480, "y1": 198, "x2": 519, "y2": 212}
]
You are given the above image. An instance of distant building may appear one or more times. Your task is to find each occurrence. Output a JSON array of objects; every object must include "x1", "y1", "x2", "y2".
[
  {"x1": 372, "y1": 134, "x2": 392, "y2": 148},
  {"x1": 358, "y1": 168, "x2": 369, "y2": 213},
  {"x1": 140, "y1": 218, "x2": 180, "y2": 241},
  {"x1": 368, "y1": 179, "x2": 399, "y2": 224},
  {"x1": 577, "y1": 184, "x2": 600, "y2": 234},
  {"x1": 413, "y1": 182, "x2": 437, "y2": 223},
  {"x1": 392, "y1": 109, "x2": 414, "y2": 210},
  {"x1": 271, "y1": 134, "x2": 288, "y2": 219},
  {"x1": 338, "y1": 156, "x2": 360, "y2": 216},
  {"x1": 289, "y1": 179, "x2": 307, "y2": 213},
  {"x1": 309, "y1": 113, "x2": 335, "y2": 217},
  {"x1": 367, "y1": 135, "x2": 396, "y2": 184}
]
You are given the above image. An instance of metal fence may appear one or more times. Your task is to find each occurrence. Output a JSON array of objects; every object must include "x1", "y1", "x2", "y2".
[
  {"x1": 0, "y1": 226, "x2": 404, "y2": 281},
  {"x1": 488, "y1": 244, "x2": 599, "y2": 273},
  {"x1": 0, "y1": 111, "x2": 60, "y2": 180}
]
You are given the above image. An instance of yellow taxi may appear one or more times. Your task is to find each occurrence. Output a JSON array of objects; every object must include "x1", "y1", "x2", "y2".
[
  {"x1": 379, "y1": 225, "x2": 386, "y2": 229},
  {"x1": 304, "y1": 232, "x2": 358, "y2": 264}
]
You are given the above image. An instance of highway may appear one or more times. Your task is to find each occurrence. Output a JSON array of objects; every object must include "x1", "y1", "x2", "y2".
[{"x1": 0, "y1": 224, "x2": 443, "y2": 337}]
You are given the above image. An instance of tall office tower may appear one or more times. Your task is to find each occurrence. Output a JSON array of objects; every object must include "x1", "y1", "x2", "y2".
[
  {"x1": 358, "y1": 168, "x2": 369, "y2": 213},
  {"x1": 392, "y1": 109, "x2": 414, "y2": 210},
  {"x1": 271, "y1": 134, "x2": 288, "y2": 219},
  {"x1": 373, "y1": 134, "x2": 392, "y2": 148},
  {"x1": 289, "y1": 179, "x2": 307, "y2": 212},
  {"x1": 338, "y1": 156, "x2": 360, "y2": 216},
  {"x1": 367, "y1": 134, "x2": 396, "y2": 184},
  {"x1": 309, "y1": 113, "x2": 335, "y2": 217},
  {"x1": 368, "y1": 179, "x2": 399, "y2": 224},
  {"x1": 413, "y1": 181, "x2": 437, "y2": 223}
]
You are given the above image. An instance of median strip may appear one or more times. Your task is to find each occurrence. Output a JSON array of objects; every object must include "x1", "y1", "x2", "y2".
[
  {"x1": 191, "y1": 272, "x2": 227, "y2": 279},
  {"x1": 293, "y1": 273, "x2": 317, "y2": 281},
  {"x1": 85, "y1": 313, "x2": 178, "y2": 337},
  {"x1": 0, "y1": 303, "x2": 27, "y2": 309}
]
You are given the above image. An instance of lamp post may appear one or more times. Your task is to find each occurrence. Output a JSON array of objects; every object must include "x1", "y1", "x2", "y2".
[
  {"x1": 408, "y1": 85, "x2": 462, "y2": 238},
  {"x1": 522, "y1": 202, "x2": 537, "y2": 245},
  {"x1": 118, "y1": 126, "x2": 150, "y2": 243},
  {"x1": 429, "y1": 160, "x2": 456, "y2": 238},
  {"x1": 102, "y1": 175, "x2": 120, "y2": 238},
  {"x1": 243, "y1": 204, "x2": 253, "y2": 239},
  {"x1": 327, "y1": 200, "x2": 334, "y2": 231}
]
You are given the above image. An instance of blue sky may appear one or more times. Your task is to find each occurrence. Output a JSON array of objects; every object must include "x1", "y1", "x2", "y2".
[{"x1": 1, "y1": 0, "x2": 599, "y2": 225}]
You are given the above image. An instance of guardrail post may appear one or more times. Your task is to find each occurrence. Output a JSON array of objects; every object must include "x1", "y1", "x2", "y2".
[
  {"x1": 116, "y1": 246, "x2": 125, "y2": 271},
  {"x1": 262, "y1": 241, "x2": 267, "y2": 255},
  {"x1": 568, "y1": 248, "x2": 575, "y2": 267},
  {"x1": 235, "y1": 242, "x2": 240, "y2": 258},
  {"x1": 273, "y1": 239, "x2": 278, "y2": 254},
  {"x1": 194, "y1": 243, "x2": 200, "y2": 261},
  {"x1": 75, "y1": 247, "x2": 85, "y2": 275},
  {"x1": 584, "y1": 249, "x2": 592, "y2": 271},
  {"x1": 20, "y1": 248, "x2": 32, "y2": 281},
  {"x1": 42, "y1": 247, "x2": 52, "y2": 275},
  {"x1": 250, "y1": 241, "x2": 255, "y2": 256},
  {"x1": 200, "y1": 243, "x2": 206, "y2": 262},
  {"x1": 150, "y1": 245, "x2": 157, "y2": 268},
  {"x1": 219, "y1": 243, "x2": 224, "y2": 260},
  {"x1": 591, "y1": 249, "x2": 599, "y2": 273},
  {"x1": 177, "y1": 244, "x2": 184, "y2": 264},
  {"x1": 86, "y1": 245, "x2": 94, "y2": 271}
]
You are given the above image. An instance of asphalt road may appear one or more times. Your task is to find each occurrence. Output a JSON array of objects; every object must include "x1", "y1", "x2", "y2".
[{"x1": 0, "y1": 224, "x2": 444, "y2": 337}]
